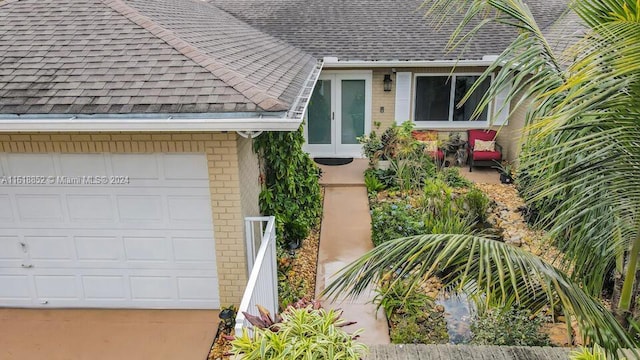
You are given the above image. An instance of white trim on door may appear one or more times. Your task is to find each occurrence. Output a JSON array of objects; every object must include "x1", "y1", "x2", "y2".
[{"x1": 304, "y1": 71, "x2": 372, "y2": 158}]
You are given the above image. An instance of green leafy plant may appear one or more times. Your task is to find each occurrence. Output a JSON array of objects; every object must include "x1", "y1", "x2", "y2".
[
  {"x1": 374, "y1": 279, "x2": 434, "y2": 319},
  {"x1": 390, "y1": 313, "x2": 449, "y2": 344},
  {"x1": 231, "y1": 303, "x2": 368, "y2": 360},
  {"x1": 437, "y1": 167, "x2": 472, "y2": 188},
  {"x1": 364, "y1": 170, "x2": 386, "y2": 194},
  {"x1": 461, "y1": 188, "x2": 490, "y2": 223},
  {"x1": 370, "y1": 200, "x2": 427, "y2": 246},
  {"x1": 470, "y1": 307, "x2": 550, "y2": 346},
  {"x1": 374, "y1": 279, "x2": 448, "y2": 344},
  {"x1": 254, "y1": 127, "x2": 322, "y2": 248},
  {"x1": 570, "y1": 344, "x2": 610, "y2": 360}
]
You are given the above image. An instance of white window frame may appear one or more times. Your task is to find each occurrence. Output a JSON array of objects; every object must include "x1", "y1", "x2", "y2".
[{"x1": 412, "y1": 72, "x2": 494, "y2": 129}]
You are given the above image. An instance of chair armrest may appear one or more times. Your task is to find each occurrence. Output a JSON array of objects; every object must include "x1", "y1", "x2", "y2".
[{"x1": 495, "y1": 142, "x2": 503, "y2": 153}]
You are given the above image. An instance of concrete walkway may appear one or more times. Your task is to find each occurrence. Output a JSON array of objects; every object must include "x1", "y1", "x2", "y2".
[{"x1": 315, "y1": 159, "x2": 390, "y2": 345}]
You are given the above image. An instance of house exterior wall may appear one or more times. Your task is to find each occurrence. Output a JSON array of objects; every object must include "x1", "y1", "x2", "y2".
[
  {"x1": 328, "y1": 67, "x2": 528, "y2": 162},
  {"x1": 0, "y1": 131, "x2": 248, "y2": 306}
]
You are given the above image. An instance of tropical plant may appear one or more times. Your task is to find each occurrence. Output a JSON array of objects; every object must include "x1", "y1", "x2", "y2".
[
  {"x1": 374, "y1": 278, "x2": 435, "y2": 319},
  {"x1": 323, "y1": 234, "x2": 636, "y2": 355},
  {"x1": 324, "y1": 0, "x2": 640, "y2": 356},
  {"x1": 364, "y1": 170, "x2": 386, "y2": 194},
  {"x1": 470, "y1": 307, "x2": 550, "y2": 346},
  {"x1": 569, "y1": 344, "x2": 610, "y2": 360},
  {"x1": 436, "y1": 167, "x2": 472, "y2": 188},
  {"x1": 422, "y1": 0, "x2": 640, "y2": 332},
  {"x1": 461, "y1": 188, "x2": 490, "y2": 223},
  {"x1": 253, "y1": 126, "x2": 322, "y2": 248},
  {"x1": 231, "y1": 302, "x2": 368, "y2": 360}
]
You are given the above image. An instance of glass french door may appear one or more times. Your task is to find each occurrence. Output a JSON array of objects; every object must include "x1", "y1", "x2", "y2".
[{"x1": 305, "y1": 72, "x2": 372, "y2": 157}]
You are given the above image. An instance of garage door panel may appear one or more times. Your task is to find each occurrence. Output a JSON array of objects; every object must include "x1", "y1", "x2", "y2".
[
  {"x1": 0, "y1": 153, "x2": 219, "y2": 309},
  {"x1": 0, "y1": 275, "x2": 32, "y2": 300},
  {"x1": 67, "y1": 195, "x2": 114, "y2": 222},
  {"x1": 167, "y1": 196, "x2": 212, "y2": 222},
  {"x1": 75, "y1": 236, "x2": 122, "y2": 262},
  {"x1": 123, "y1": 236, "x2": 169, "y2": 262},
  {"x1": 111, "y1": 154, "x2": 159, "y2": 179},
  {"x1": 34, "y1": 275, "x2": 79, "y2": 300},
  {"x1": 173, "y1": 237, "x2": 216, "y2": 263},
  {"x1": 0, "y1": 236, "x2": 25, "y2": 265},
  {"x1": 117, "y1": 195, "x2": 163, "y2": 222},
  {"x1": 82, "y1": 276, "x2": 127, "y2": 300},
  {"x1": 6, "y1": 154, "x2": 55, "y2": 176},
  {"x1": 26, "y1": 236, "x2": 74, "y2": 262},
  {"x1": 130, "y1": 276, "x2": 175, "y2": 300},
  {"x1": 58, "y1": 154, "x2": 108, "y2": 176},
  {"x1": 0, "y1": 195, "x2": 14, "y2": 222},
  {"x1": 16, "y1": 195, "x2": 64, "y2": 222},
  {"x1": 178, "y1": 277, "x2": 219, "y2": 300}
]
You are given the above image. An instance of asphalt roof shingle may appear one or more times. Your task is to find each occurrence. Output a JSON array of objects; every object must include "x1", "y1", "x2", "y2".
[
  {"x1": 210, "y1": 0, "x2": 572, "y2": 62},
  {"x1": 0, "y1": 0, "x2": 317, "y2": 115}
]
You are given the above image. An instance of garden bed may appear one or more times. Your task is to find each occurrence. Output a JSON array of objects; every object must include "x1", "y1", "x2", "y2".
[{"x1": 208, "y1": 191, "x2": 323, "y2": 360}]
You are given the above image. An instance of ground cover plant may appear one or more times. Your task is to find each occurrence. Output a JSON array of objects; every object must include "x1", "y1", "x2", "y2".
[
  {"x1": 470, "y1": 307, "x2": 550, "y2": 346},
  {"x1": 231, "y1": 300, "x2": 368, "y2": 360}
]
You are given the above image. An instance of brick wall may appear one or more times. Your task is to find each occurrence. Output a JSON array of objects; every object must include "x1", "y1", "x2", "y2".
[{"x1": 0, "y1": 132, "x2": 248, "y2": 306}]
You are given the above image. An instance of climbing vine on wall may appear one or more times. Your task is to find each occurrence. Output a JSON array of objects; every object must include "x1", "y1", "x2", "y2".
[{"x1": 253, "y1": 126, "x2": 322, "y2": 247}]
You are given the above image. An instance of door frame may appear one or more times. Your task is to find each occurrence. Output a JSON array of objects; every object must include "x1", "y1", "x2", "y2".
[{"x1": 303, "y1": 70, "x2": 372, "y2": 158}]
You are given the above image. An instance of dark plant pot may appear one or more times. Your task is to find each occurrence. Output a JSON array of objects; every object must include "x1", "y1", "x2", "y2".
[{"x1": 500, "y1": 173, "x2": 514, "y2": 184}]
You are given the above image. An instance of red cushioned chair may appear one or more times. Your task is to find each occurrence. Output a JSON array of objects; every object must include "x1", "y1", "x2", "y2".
[
  {"x1": 467, "y1": 129, "x2": 502, "y2": 172},
  {"x1": 412, "y1": 130, "x2": 445, "y2": 162}
]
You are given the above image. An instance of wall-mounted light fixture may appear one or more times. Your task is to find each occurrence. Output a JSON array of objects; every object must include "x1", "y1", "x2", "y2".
[{"x1": 383, "y1": 74, "x2": 392, "y2": 92}]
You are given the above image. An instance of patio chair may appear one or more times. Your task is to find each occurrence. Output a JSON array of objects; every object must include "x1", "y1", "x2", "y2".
[
  {"x1": 411, "y1": 130, "x2": 445, "y2": 162},
  {"x1": 467, "y1": 129, "x2": 502, "y2": 172}
]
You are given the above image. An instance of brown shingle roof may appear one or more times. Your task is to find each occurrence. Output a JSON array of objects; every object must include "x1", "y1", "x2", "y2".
[
  {"x1": 0, "y1": 0, "x2": 317, "y2": 115},
  {"x1": 210, "y1": 0, "x2": 571, "y2": 62}
]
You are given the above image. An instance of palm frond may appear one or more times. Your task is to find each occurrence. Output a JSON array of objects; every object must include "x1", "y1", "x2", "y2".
[{"x1": 323, "y1": 234, "x2": 637, "y2": 357}]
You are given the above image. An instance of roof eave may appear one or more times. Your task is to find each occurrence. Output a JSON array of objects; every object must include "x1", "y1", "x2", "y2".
[
  {"x1": 0, "y1": 113, "x2": 302, "y2": 132},
  {"x1": 321, "y1": 56, "x2": 500, "y2": 68}
]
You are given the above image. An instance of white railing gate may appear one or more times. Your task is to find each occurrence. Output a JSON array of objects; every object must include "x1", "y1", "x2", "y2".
[{"x1": 235, "y1": 216, "x2": 278, "y2": 336}]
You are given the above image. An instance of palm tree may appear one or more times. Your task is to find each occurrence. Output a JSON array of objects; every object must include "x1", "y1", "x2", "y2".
[{"x1": 324, "y1": 0, "x2": 640, "y2": 355}]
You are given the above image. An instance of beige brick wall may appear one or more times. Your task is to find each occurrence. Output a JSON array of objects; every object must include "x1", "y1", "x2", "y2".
[{"x1": 0, "y1": 132, "x2": 248, "y2": 306}]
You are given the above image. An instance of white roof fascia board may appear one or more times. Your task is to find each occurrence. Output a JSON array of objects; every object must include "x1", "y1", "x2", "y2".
[
  {"x1": 0, "y1": 117, "x2": 302, "y2": 132},
  {"x1": 322, "y1": 56, "x2": 500, "y2": 68}
]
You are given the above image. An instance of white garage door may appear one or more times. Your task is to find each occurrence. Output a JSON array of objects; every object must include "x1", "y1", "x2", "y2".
[{"x1": 0, "y1": 153, "x2": 220, "y2": 309}]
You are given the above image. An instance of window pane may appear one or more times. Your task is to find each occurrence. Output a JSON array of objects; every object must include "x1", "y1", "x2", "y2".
[
  {"x1": 414, "y1": 76, "x2": 450, "y2": 121},
  {"x1": 307, "y1": 80, "x2": 332, "y2": 144},
  {"x1": 453, "y1": 76, "x2": 490, "y2": 121},
  {"x1": 341, "y1": 80, "x2": 366, "y2": 145}
]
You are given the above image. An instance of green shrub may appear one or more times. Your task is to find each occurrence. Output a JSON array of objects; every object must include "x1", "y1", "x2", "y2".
[
  {"x1": 461, "y1": 188, "x2": 490, "y2": 222},
  {"x1": 374, "y1": 279, "x2": 434, "y2": 319},
  {"x1": 254, "y1": 127, "x2": 322, "y2": 247},
  {"x1": 375, "y1": 280, "x2": 449, "y2": 344},
  {"x1": 390, "y1": 314, "x2": 449, "y2": 344},
  {"x1": 437, "y1": 167, "x2": 472, "y2": 188},
  {"x1": 370, "y1": 200, "x2": 426, "y2": 246},
  {"x1": 231, "y1": 306, "x2": 368, "y2": 359},
  {"x1": 371, "y1": 194, "x2": 475, "y2": 246},
  {"x1": 470, "y1": 307, "x2": 550, "y2": 346},
  {"x1": 391, "y1": 152, "x2": 437, "y2": 192},
  {"x1": 364, "y1": 170, "x2": 386, "y2": 194}
]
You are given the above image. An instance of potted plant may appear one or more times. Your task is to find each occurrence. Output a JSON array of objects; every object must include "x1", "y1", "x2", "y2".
[{"x1": 494, "y1": 160, "x2": 515, "y2": 184}]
